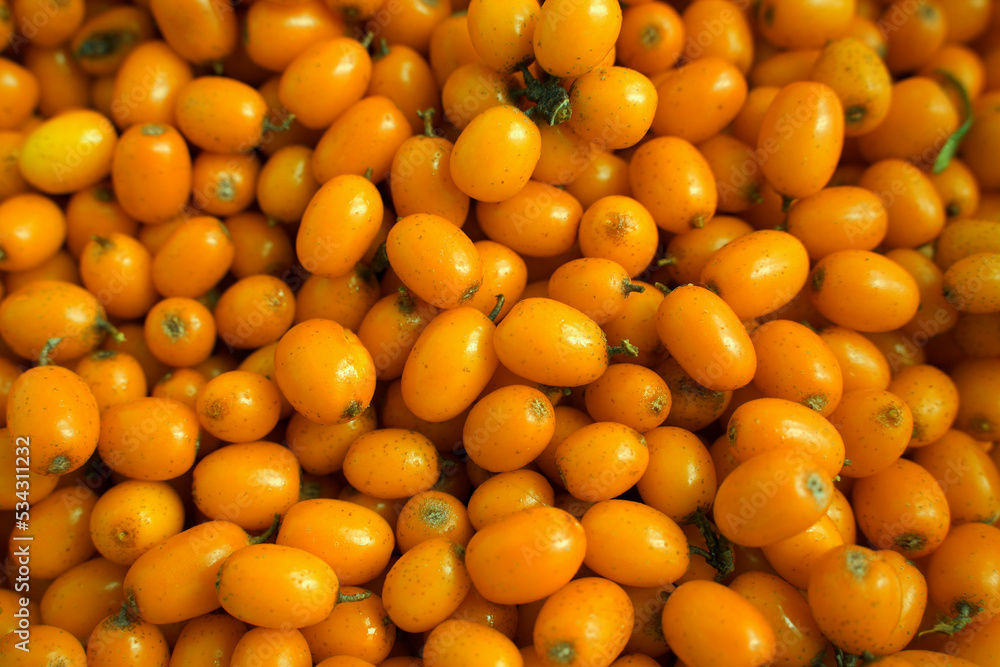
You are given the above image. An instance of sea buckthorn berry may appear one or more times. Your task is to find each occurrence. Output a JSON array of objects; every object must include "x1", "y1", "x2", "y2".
[
  {"x1": 581, "y1": 500, "x2": 689, "y2": 587},
  {"x1": 387, "y1": 213, "x2": 484, "y2": 309},
  {"x1": 651, "y1": 58, "x2": 747, "y2": 145},
  {"x1": 123, "y1": 520, "x2": 255, "y2": 624},
  {"x1": 465, "y1": 506, "x2": 586, "y2": 605},
  {"x1": 926, "y1": 522, "x2": 1000, "y2": 630},
  {"x1": 87, "y1": 606, "x2": 170, "y2": 667},
  {"x1": 884, "y1": 248, "x2": 959, "y2": 340},
  {"x1": 152, "y1": 216, "x2": 235, "y2": 298},
  {"x1": 785, "y1": 186, "x2": 888, "y2": 260},
  {"x1": 757, "y1": 81, "x2": 844, "y2": 200},
  {"x1": 148, "y1": 0, "x2": 237, "y2": 65},
  {"x1": 881, "y1": 0, "x2": 947, "y2": 75},
  {"x1": 913, "y1": 429, "x2": 1000, "y2": 525},
  {"x1": 883, "y1": 553, "x2": 928, "y2": 652},
  {"x1": 729, "y1": 572, "x2": 829, "y2": 666},
  {"x1": 7, "y1": 365, "x2": 99, "y2": 476},
  {"x1": 727, "y1": 398, "x2": 845, "y2": 480},
  {"x1": 807, "y1": 250, "x2": 921, "y2": 332},
  {"x1": 0, "y1": 193, "x2": 66, "y2": 272},
  {"x1": 218, "y1": 543, "x2": 339, "y2": 629},
  {"x1": 548, "y1": 257, "x2": 645, "y2": 325},
  {"x1": 660, "y1": 216, "x2": 753, "y2": 285},
  {"x1": 857, "y1": 158, "x2": 946, "y2": 250},
  {"x1": 467, "y1": 0, "x2": 540, "y2": 74},
  {"x1": 532, "y1": 0, "x2": 622, "y2": 79},
  {"x1": 807, "y1": 545, "x2": 906, "y2": 656},
  {"x1": 400, "y1": 306, "x2": 499, "y2": 422},
  {"x1": 311, "y1": 95, "x2": 413, "y2": 185},
  {"x1": 80, "y1": 233, "x2": 158, "y2": 322},
  {"x1": 629, "y1": 136, "x2": 718, "y2": 234},
  {"x1": 829, "y1": 389, "x2": 914, "y2": 478},
  {"x1": 654, "y1": 357, "x2": 734, "y2": 432},
  {"x1": 144, "y1": 297, "x2": 217, "y2": 369},
  {"x1": 397, "y1": 490, "x2": 475, "y2": 550},
  {"x1": 617, "y1": 1, "x2": 685, "y2": 75},
  {"x1": 577, "y1": 196, "x2": 658, "y2": 278},
  {"x1": 389, "y1": 116, "x2": 470, "y2": 227},
  {"x1": 230, "y1": 628, "x2": 311, "y2": 667},
  {"x1": 168, "y1": 613, "x2": 247, "y2": 667},
  {"x1": 276, "y1": 498, "x2": 394, "y2": 586},
  {"x1": 637, "y1": 427, "x2": 717, "y2": 523},
  {"x1": 8, "y1": 486, "x2": 98, "y2": 580},
  {"x1": 296, "y1": 174, "x2": 383, "y2": 280},
  {"x1": 853, "y1": 459, "x2": 951, "y2": 558},
  {"x1": 601, "y1": 280, "x2": 667, "y2": 367},
  {"x1": 943, "y1": 252, "x2": 1000, "y2": 314},
  {"x1": 565, "y1": 150, "x2": 632, "y2": 209},
  {"x1": 857, "y1": 77, "x2": 959, "y2": 168},
  {"x1": 750, "y1": 319, "x2": 844, "y2": 416},
  {"x1": 463, "y1": 385, "x2": 555, "y2": 473},
  {"x1": 285, "y1": 409, "x2": 377, "y2": 476},
  {"x1": 274, "y1": 319, "x2": 376, "y2": 426},
  {"x1": 584, "y1": 364, "x2": 671, "y2": 433},
  {"x1": 342, "y1": 428, "x2": 441, "y2": 499},
  {"x1": 450, "y1": 105, "x2": 541, "y2": 203},
  {"x1": 713, "y1": 449, "x2": 833, "y2": 547},
  {"x1": 196, "y1": 370, "x2": 282, "y2": 443},
  {"x1": 111, "y1": 123, "x2": 192, "y2": 225},
  {"x1": 214, "y1": 275, "x2": 296, "y2": 351},
  {"x1": 567, "y1": 65, "x2": 658, "y2": 150},
  {"x1": 174, "y1": 77, "x2": 268, "y2": 154},
  {"x1": 423, "y1": 619, "x2": 521, "y2": 667},
  {"x1": 532, "y1": 577, "x2": 634, "y2": 667},
  {"x1": 279, "y1": 37, "x2": 372, "y2": 130},
  {"x1": 760, "y1": 515, "x2": 846, "y2": 590},
  {"x1": 494, "y1": 297, "x2": 618, "y2": 388},
  {"x1": 950, "y1": 358, "x2": 1000, "y2": 442},
  {"x1": 89, "y1": 480, "x2": 185, "y2": 566},
  {"x1": 655, "y1": 284, "x2": 756, "y2": 392},
  {"x1": 886, "y1": 364, "x2": 959, "y2": 447},
  {"x1": 809, "y1": 37, "x2": 892, "y2": 137},
  {"x1": 383, "y1": 537, "x2": 471, "y2": 633},
  {"x1": 467, "y1": 468, "x2": 554, "y2": 530},
  {"x1": 0, "y1": 279, "x2": 120, "y2": 364},
  {"x1": 662, "y1": 580, "x2": 776, "y2": 667},
  {"x1": 19, "y1": 110, "x2": 118, "y2": 195},
  {"x1": 357, "y1": 289, "x2": 439, "y2": 382},
  {"x1": 192, "y1": 441, "x2": 300, "y2": 530},
  {"x1": 476, "y1": 180, "x2": 583, "y2": 258},
  {"x1": 555, "y1": 421, "x2": 649, "y2": 502},
  {"x1": 700, "y1": 229, "x2": 810, "y2": 322},
  {"x1": 38, "y1": 558, "x2": 128, "y2": 645},
  {"x1": 757, "y1": 0, "x2": 853, "y2": 49}
]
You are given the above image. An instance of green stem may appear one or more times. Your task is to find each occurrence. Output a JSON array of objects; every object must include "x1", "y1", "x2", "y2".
[
  {"x1": 338, "y1": 590, "x2": 373, "y2": 604},
  {"x1": 621, "y1": 279, "x2": 645, "y2": 296},
  {"x1": 97, "y1": 318, "x2": 126, "y2": 345},
  {"x1": 607, "y1": 339, "x2": 639, "y2": 358},
  {"x1": 683, "y1": 507, "x2": 734, "y2": 583},
  {"x1": 918, "y1": 600, "x2": 980, "y2": 637},
  {"x1": 487, "y1": 294, "x2": 505, "y2": 322},
  {"x1": 250, "y1": 514, "x2": 282, "y2": 544},
  {"x1": 417, "y1": 108, "x2": 436, "y2": 137},
  {"x1": 516, "y1": 63, "x2": 571, "y2": 126},
  {"x1": 38, "y1": 337, "x2": 62, "y2": 366},
  {"x1": 933, "y1": 69, "x2": 973, "y2": 174},
  {"x1": 262, "y1": 113, "x2": 295, "y2": 134},
  {"x1": 368, "y1": 243, "x2": 390, "y2": 275}
]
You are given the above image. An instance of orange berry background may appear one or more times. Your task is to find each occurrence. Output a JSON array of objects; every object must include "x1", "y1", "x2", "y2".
[{"x1": 0, "y1": 0, "x2": 1000, "y2": 666}]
